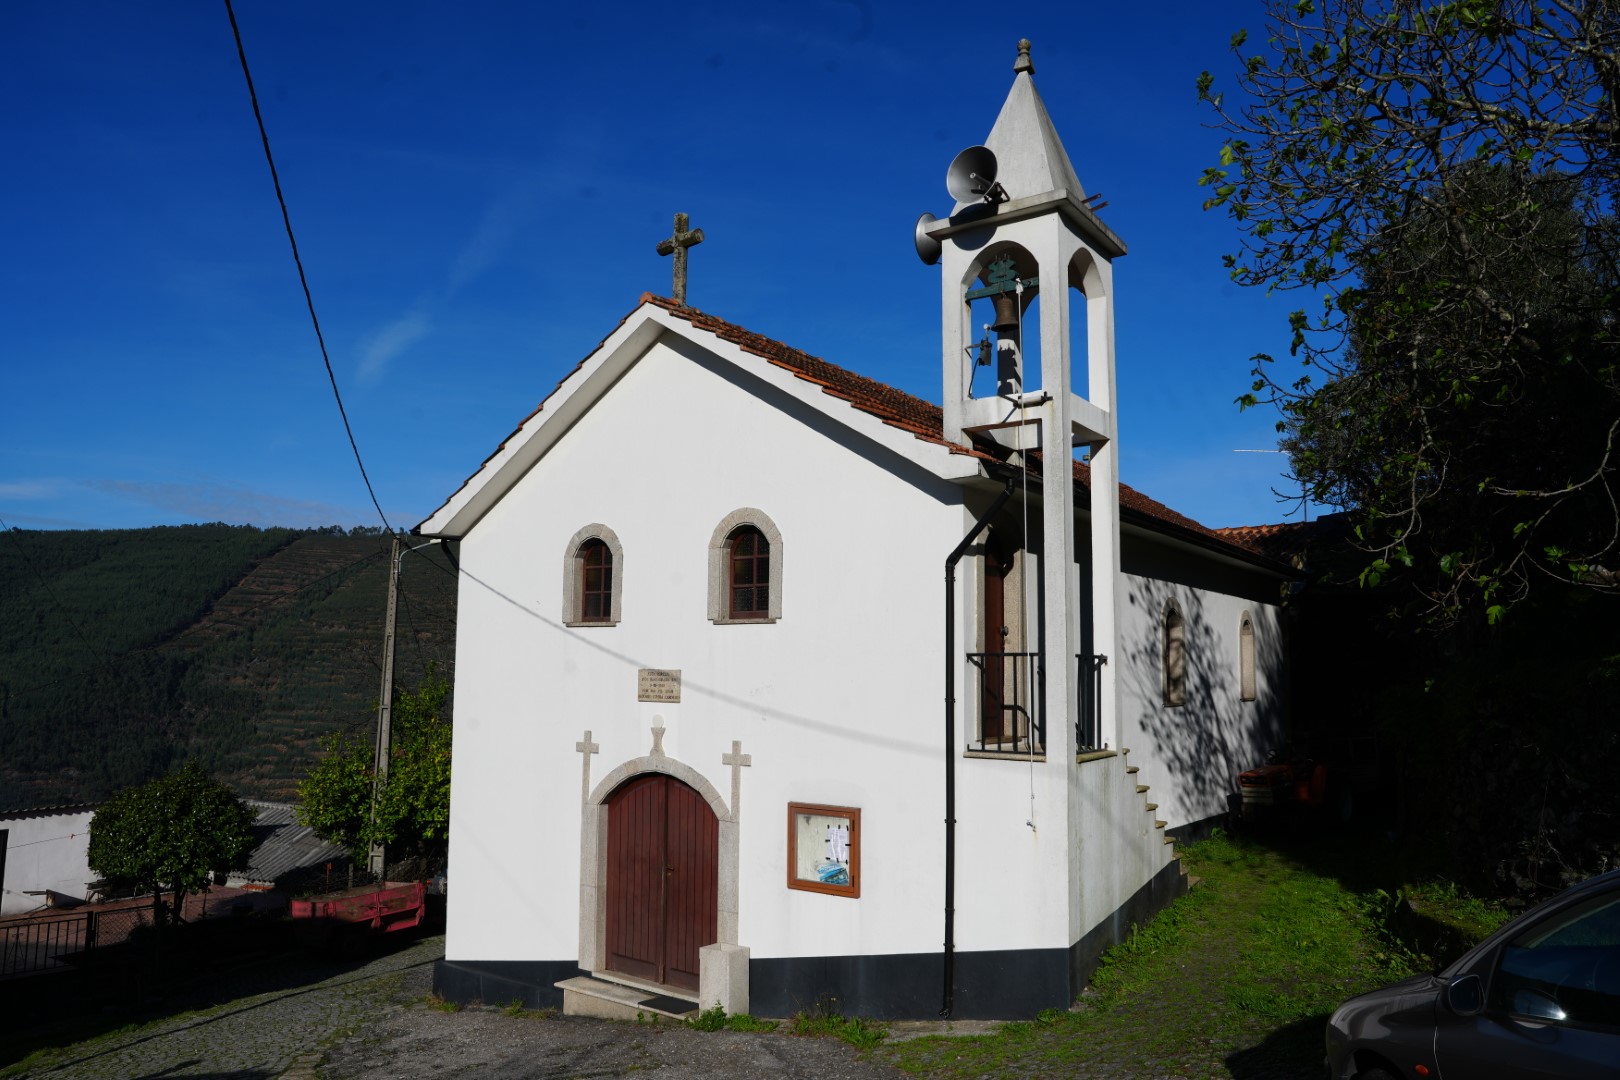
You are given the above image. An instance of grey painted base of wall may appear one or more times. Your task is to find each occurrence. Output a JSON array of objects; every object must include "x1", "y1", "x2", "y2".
[
  {"x1": 1167, "y1": 809, "x2": 1230, "y2": 847},
  {"x1": 749, "y1": 946, "x2": 1070, "y2": 1020},
  {"x1": 434, "y1": 958, "x2": 584, "y2": 1010},
  {"x1": 1067, "y1": 856, "x2": 1189, "y2": 999},
  {"x1": 432, "y1": 859, "x2": 1189, "y2": 1019}
]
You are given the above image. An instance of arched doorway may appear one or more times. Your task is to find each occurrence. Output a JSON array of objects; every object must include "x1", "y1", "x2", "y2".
[{"x1": 604, "y1": 773, "x2": 718, "y2": 992}]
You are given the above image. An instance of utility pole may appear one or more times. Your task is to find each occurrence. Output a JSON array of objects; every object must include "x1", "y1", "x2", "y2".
[{"x1": 368, "y1": 536, "x2": 400, "y2": 879}]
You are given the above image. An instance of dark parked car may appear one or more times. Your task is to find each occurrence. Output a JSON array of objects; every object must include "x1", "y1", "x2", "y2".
[{"x1": 1326, "y1": 868, "x2": 1620, "y2": 1079}]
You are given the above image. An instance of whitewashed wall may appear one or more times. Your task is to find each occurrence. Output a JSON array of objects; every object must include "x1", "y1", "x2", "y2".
[
  {"x1": 1115, "y1": 560, "x2": 1287, "y2": 831},
  {"x1": 1068, "y1": 750, "x2": 1176, "y2": 942},
  {"x1": 1, "y1": 809, "x2": 94, "y2": 915},
  {"x1": 443, "y1": 336, "x2": 1081, "y2": 969}
]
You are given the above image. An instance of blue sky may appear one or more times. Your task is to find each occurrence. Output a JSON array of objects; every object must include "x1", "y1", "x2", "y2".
[{"x1": 2, "y1": 1, "x2": 1309, "y2": 533}]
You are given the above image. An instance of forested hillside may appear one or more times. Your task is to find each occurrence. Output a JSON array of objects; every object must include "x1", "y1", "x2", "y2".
[{"x1": 0, "y1": 525, "x2": 456, "y2": 809}]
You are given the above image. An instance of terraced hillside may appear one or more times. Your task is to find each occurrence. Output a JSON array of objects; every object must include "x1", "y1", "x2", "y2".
[{"x1": 0, "y1": 525, "x2": 456, "y2": 808}]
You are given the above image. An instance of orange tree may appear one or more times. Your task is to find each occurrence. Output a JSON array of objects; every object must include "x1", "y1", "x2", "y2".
[{"x1": 87, "y1": 761, "x2": 256, "y2": 926}]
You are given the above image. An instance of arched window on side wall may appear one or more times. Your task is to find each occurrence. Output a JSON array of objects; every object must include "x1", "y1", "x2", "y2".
[
  {"x1": 1239, "y1": 612, "x2": 1257, "y2": 702},
  {"x1": 1164, "y1": 601, "x2": 1187, "y2": 707}
]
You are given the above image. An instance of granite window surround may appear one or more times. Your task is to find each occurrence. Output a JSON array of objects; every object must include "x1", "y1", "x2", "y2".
[{"x1": 563, "y1": 523, "x2": 624, "y2": 627}]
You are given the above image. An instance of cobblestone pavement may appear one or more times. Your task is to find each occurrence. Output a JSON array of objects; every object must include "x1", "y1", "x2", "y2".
[
  {"x1": 319, "y1": 1006, "x2": 909, "y2": 1080},
  {"x1": 3, "y1": 935, "x2": 916, "y2": 1080},
  {"x1": 4, "y1": 934, "x2": 443, "y2": 1079}
]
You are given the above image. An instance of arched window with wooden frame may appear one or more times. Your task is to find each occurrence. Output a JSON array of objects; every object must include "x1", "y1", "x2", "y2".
[
  {"x1": 1164, "y1": 600, "x2": 1187, "y2": 707},
  {"x1": 707, "y1": 509, "x2": 783, "y2": 623},
  {"x1": 562, "y1": 524, "x2": 623, "y2": 627},
  {"x1": 579, "y1": 539, "x2": 613, "y2": 623},
  {"x1": 1239, "y1": 611, "x2": 1257, "y2": 702},
  {"x1": 726, "y1": 525, "x2": 769, "y2": 620}
]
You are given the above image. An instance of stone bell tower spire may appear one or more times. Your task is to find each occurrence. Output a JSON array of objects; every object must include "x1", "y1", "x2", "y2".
[{"x1": 916, "y1": 38, "x2": 1126, "y2": 753}]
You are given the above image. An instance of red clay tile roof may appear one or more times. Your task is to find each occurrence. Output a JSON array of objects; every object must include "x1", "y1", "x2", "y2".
[
  {"x1": 423, "y1": 294, "x2": 1294, "y2": 572},
  {"x1": 1215, "y1": 514, "x2": 1350, "y2": 565},
  {"x1": 644, "y1": 294, "x2": 993, "y2": 459}
]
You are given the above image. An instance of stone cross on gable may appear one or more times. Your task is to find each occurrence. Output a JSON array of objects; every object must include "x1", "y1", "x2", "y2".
[
  {"x1": 722, "y1": 740, "x2": 751, "y2": 822},
  {"x1": 655, "y1": 212, "x2": 704, "y2": 306},
  {"x1": 575, "y1": 730, "x2": 600, "y2": 804}
]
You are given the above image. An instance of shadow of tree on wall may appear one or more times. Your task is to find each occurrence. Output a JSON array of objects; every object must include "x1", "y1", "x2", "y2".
[{"x1": 1120, "y1": 578, "x2": 1287, "y2": 827}]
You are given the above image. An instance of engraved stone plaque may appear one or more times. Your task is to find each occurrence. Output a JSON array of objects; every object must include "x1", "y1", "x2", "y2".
[{"x1": 637, "y1": 668, "x2": 682, "y2": 702}]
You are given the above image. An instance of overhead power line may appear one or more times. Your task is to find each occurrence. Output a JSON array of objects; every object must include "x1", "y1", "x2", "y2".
[{"x1": 223, "y1": 0, "x2": 393, "y2": 535}]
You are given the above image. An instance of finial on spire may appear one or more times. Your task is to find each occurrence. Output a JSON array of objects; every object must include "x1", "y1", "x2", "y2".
[{"x1": 1014, "y1": 38, "x2": 1034, "y2": 75}]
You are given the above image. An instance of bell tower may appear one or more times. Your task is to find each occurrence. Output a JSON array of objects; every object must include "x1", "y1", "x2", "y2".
[{"x1": 916, "y1": 39, "x2": 1126, "y2": 754}]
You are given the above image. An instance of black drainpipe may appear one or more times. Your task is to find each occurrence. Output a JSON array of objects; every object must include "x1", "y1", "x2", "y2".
[{"x1": 941, "y1": 476, "x2": 1016, "y2": 1018}]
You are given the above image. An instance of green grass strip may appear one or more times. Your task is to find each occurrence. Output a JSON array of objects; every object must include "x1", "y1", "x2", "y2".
[{"x1": 884, "y1": 830, "x2": 1427, "y2": 1078}]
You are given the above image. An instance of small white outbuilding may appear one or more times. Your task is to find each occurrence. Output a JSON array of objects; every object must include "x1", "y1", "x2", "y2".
[
  {"x1": 418, "y1": 40, "x2": 1293, "y2": 1020},
  {"x1": 0, "y1": 805, "x2": 96, "y2": 915}
]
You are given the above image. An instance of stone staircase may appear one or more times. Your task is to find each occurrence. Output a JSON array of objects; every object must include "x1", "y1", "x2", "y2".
[
  {"x1": 1121, "y1": 748, "x2": 1190, "y2": 896},
  {"x1": 1121, "y1": 746, "x2": 1179, "y2": 849}
]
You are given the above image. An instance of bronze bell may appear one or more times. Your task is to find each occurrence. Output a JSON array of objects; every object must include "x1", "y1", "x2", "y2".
[{"x1": 990, "y1": 291, "x2": 1020, "y2": 334}]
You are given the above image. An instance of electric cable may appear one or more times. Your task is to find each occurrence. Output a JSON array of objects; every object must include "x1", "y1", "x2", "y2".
[
  {"x1": 395, "y1": 582, "x2": 434, "y2": 683},
  {"x1": 223, "y1": 0, "x2": 393, "y2": 535},
  {"x1": 1013, "y1": 281, "x2": 1037, "y2": 831}
]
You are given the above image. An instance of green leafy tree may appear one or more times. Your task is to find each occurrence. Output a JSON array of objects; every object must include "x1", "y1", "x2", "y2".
[
  {"x1": 296, "y1": 670, "x2": 452, "y2": 864},
  {"x1": 87, "y1": 761, "x2": 257, "y2": 926},
  {"x1": 294, "y1": 729, "x2": 375, "y2": 858},
  {"x1": 1200, "y1": 0, "x2": 1619, "y2": 622}
]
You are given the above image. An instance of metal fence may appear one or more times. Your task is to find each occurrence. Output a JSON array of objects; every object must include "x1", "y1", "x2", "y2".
[{"x1": 0, "y1": 905, "x2": 153, "y2": 979}]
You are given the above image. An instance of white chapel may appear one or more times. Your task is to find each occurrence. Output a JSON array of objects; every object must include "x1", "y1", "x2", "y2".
[{"x1": 418, "y1": 40, "x2": 1294, "y2": 1020}]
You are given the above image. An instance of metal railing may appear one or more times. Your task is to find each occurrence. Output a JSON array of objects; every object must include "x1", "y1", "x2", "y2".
[
  {"x1": 0, "y1": 904, "x2": 156, "y2": 979},
  {"x1": 966, "y1": 651, "x2": 1043, "y2": 753},
  {"x1": 0, "y1": 909, "x2": 92, "y2": 978},
  {"x1": 1077, "y1": 653, "x2": 1107, "y2": 753}
]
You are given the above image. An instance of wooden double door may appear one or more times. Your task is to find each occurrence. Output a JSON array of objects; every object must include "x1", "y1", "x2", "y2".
[{"x1": 604, "y1": 773, "x2": 718, "y2": 992}]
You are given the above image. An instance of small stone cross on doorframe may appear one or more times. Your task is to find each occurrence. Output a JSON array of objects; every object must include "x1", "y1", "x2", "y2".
[
  {"x1": 722, "y1": 740, "x2": 751, "y2": 823},
  {"x1": 656, "y1": 212, "x2": 704, "y2": 306},
  {"x1": 575, "y1": 730, "x2": 599, "y2": 805}
]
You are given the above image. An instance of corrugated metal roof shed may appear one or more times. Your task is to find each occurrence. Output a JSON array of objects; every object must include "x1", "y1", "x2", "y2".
[
  {"x1": 232, "y1": 801, "x2": 349, "y2": 888},
  {"x1": 0, "y1": 802, "x2": 99, "y2": 820}
]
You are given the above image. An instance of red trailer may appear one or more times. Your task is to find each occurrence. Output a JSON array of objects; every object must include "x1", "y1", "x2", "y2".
[{"x1": 290, "y1": 881, "x2": 425, "y2": 953}]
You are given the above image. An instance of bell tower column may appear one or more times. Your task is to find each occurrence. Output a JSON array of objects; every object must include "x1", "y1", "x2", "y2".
[{"x1": 1080, "y1": 255, "x2": 1121, "y2": 753}]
